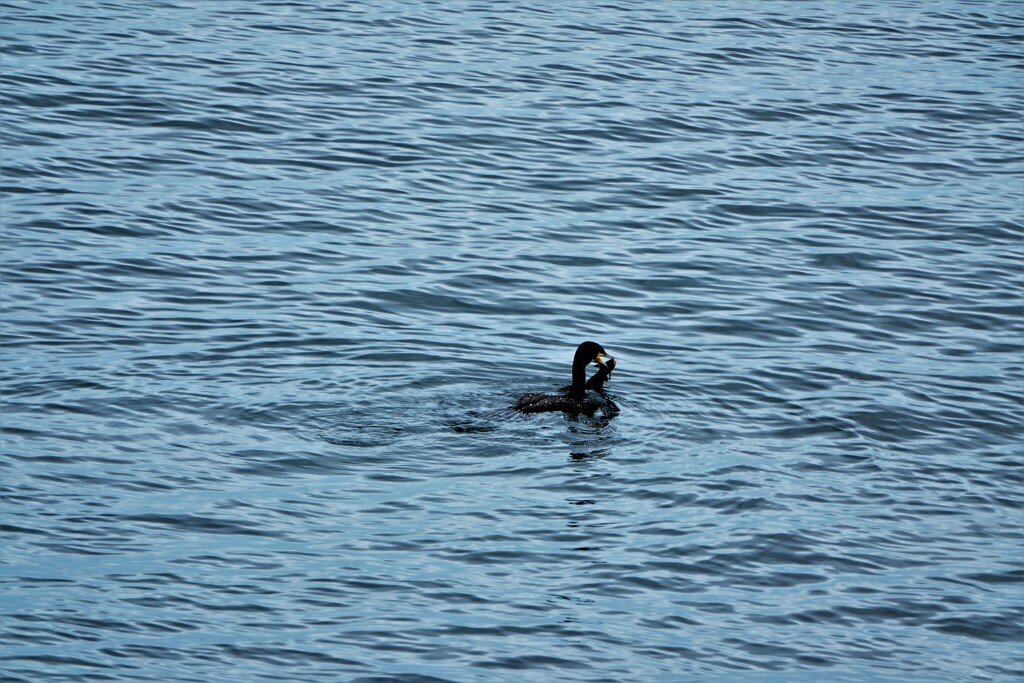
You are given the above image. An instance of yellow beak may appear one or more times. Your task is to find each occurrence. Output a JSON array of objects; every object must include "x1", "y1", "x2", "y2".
[{"x1": 594, "y1": 353, "x2": 611, "y2": 368}]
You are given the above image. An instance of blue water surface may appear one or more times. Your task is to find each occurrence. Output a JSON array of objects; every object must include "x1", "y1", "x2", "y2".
[{"x1": 2, "y1": 1, "x2": 1022, "y2": 681}]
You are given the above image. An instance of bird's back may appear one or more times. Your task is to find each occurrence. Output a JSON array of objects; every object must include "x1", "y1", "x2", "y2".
[{"x1": 513, "y1": 392, "x2": 580, "y2": 414}]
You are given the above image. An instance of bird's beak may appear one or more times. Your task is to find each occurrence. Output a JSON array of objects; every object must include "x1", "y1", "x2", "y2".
[{"x1": 594, "y1": 353, "x2": 611, "y2": 368}]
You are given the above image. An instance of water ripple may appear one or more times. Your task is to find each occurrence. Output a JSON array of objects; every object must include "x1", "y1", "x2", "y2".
[{"x1": 3, "y1": 1, "x2": 1022, "y2": 682}]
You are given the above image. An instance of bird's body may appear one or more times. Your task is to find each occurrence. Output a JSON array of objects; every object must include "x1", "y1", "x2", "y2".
[
  {"x1": 513, "y1": 341, "x2": 617, "y2": 415},
  {"x1": 514, "y1": 392, "x2": 584, "y2": 414}
]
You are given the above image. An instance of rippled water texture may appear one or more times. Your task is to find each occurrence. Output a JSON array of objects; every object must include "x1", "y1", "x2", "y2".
[{"x1": 2, "y1": 1, "x2": 1022, "y2": 681}]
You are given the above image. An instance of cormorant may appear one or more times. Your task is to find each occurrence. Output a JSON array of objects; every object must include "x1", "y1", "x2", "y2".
[{"x1": 513, "y1": 341, "x2": 617, "y2": 414}]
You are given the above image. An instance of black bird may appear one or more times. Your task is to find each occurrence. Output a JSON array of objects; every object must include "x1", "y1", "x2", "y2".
[{"x1": 513, "y1": 341, "x2": 617, "y2": 414}]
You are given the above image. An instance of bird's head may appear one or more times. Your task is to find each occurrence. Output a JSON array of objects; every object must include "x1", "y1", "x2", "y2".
[{"x1": 575, "y1": 340, "x2": 612, "y2": 368}]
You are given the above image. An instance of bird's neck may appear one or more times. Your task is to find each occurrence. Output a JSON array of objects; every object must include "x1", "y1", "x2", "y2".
[{"x1": 569, "y1": 362, "x2": 588, "y2": 398}]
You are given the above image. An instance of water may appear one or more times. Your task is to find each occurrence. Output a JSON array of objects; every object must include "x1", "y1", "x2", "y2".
[{"x1": 2, "y1": 1, "x2": 1022, "y2": 681}]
